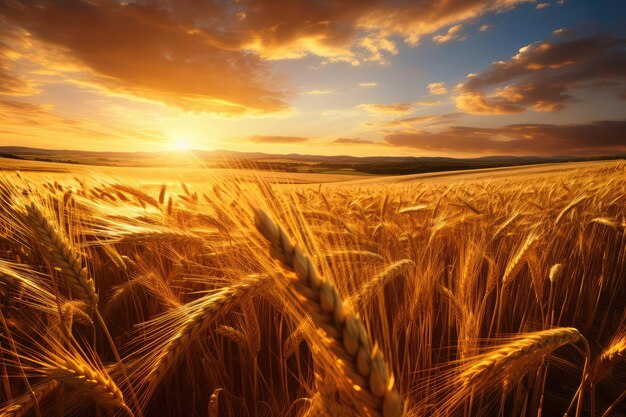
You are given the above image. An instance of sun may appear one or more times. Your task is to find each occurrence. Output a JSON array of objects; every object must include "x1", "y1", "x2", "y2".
[{"x1": 172, "y1": 137, "x2": 191, "y2": 151}]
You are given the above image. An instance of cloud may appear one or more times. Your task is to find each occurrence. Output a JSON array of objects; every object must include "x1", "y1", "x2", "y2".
[
  {"x1": 384, "y1": 120, "x2": 626, "y2": 155},
  {"x1": 374, "y1": 113, "x2": 463, "y2": 130},
  {"x1": 479, "y1": 24, "x2": 491, "y2": 32},
  {"x1": 304, "y1": 89, "x2": 333, "y2": 95},
  {"x1": 0, "y1": 0, "x2": 535, "y2": 118},
  {"x1": 358, "y1": 82, "x2": 379, "y2": 88},
  {"x1": 358, "y1": 102, "x2": 415, "y2": 114},
  {"x1": 432, "y1": 24, "x2": 466, "y2": 44},
  {"x1": 416, "y1": 100, "x2": 442, "y2": 106},
  {"x1": 536, "y1": 3, "x2": 550, "y2": 10},
  {"x1": 0, "y1": 24, "x2": 39, "y2": 97},
  {"x1": 552, "y1": 28, "x2": 574, "y2": 36},
  {"x1": 428, "y1": 82, "x2": 449, "y2": 95},
  {"x1": 456, "y1": 33, "x2": 626, "y2": 114},
  {"x1": 245, "y1": 135, "x2": 310, "y2": 144},
  {"x1": 0, "y1": 1, "x2": 290, "y2": 116},
  {"x1": 0, "y1": 99, "x2": 166, "y2": 149},
  {"x1": 356, "y1": 1, "x2": 530, "y2": 49},
  {"x1": 332, "y1": 138, "x2": 376, "y2": 145}
]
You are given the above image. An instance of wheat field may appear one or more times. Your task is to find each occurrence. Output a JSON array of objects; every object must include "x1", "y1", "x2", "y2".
[{"x1": 0, "y1": 160, "x2": 624, "y2": 417}]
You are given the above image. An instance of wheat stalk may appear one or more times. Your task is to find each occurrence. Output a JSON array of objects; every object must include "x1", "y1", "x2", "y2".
[
  {"x1": 284, "y1": 318, "x2": 311, "y2": 359},
  {"x1": 324, "y1": 250, "x2": 385, "y2": 263},
  {"x1": 254, "y1": 209, "x2": 404, "y2": 417}
]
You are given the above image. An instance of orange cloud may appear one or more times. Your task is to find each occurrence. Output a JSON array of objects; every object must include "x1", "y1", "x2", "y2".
[
  {"x1": 376, "y1": 113, "x2": 463, "y2": 130},
  {"x1": 416, "y1": 100, "x2": 442, "y2": 106},
  {"x1": 0, "y1": 1, "x2": 290, "y2": 116},
  {"x1": 384, "y1": 120, "x2": 626, "y2": 155},
  {"x1": 0, "y1": 0, "x2": 535, "y2": 118},
  {"x1": 304, "y1": 89, "x2": 333, "y2": 95},
  {"x1": 358, "y1": 102, "x2": 415, "y2": 114},
  {"x1": 432, "y1": 24, "x2": 466, "y2": 44},
  {"x1": 455, "y1": 33, "x2": 626, "y2": 114},
  {"x1": 428, "y1": 82, "x2": 449, "y2": 95},
  {"x1": 356, "y1": 0, "x2": 530, "y2": 48},
  {"x1": 0, "y1": 24, "x2": 39, "y2": 97}
]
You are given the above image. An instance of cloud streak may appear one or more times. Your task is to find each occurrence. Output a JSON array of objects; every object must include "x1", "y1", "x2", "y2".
[
  {"x1": 358, "y1": 102, "x2": 415, "y2": 114},
  {"x1": 245, "y1": 135, "x2": 311, "y2": 144},
  {"x1": 384, "y1": 120, "x2": 626, "y2": 155},
  {"x1": 372, "y1": 113, "x2": 463, "y2": 130},
  {"x1": 332, "y1": 138, "x2": 377, "y2": 145}
]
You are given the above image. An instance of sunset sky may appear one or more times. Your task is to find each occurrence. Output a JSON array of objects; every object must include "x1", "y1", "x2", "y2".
[{"x1": 0, "y1": 0, "x2": 625, "y2": 157}]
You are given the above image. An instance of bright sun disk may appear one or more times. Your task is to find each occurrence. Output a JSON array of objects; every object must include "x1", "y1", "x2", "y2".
[{"x1": 173, "y1": 138, "x2": 191, "y2": 151}]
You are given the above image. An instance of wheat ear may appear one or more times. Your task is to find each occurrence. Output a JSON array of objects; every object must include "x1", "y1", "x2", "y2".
[
  {"x1": 26, "y1": 203, "x2": 142, "y2": 415},
  {"x1": 60, "y1": 300, "x2": 94, "y2": 327},
  {"x1": 461, "y1": 328, "x2": 581, "y2": 387},
  {"x1": 47, "y1": 358, "x2": 132, "y2": 416},
  {"x1": 588, "y1": 334, "x2": 626, "y2": 384},
  {"x1": 351, "y1": 259, "x2": 414, "y2": 305},
  {"x1": 148, "y1": 274, "x2": 269, "y2": 395},
  {"x1": 254, "y1": 209, "x2": 404, "y2": 417},
  {"x1": 549, "y1": 263, "x2": 563, "y2": 283},
  {"x1": 25, "y1": 203, "x2": 98, "y2": 308},
  {"x1": 502, "y1": 232, "x2": 539, "y2": 285},
  {"x1": 0, "y1": 380, "x2": 59, "y2": 417}
]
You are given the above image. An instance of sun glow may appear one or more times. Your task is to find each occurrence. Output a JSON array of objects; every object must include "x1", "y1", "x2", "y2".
[{"x1": 172, "y1": 137, "x2": 192, "y2": 151}]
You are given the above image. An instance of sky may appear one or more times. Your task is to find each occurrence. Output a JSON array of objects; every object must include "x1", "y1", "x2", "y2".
[{"x1": 0, "y1": 0, "x2": 625, "y2": 157}]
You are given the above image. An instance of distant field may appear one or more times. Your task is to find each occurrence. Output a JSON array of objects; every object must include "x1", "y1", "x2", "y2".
[
  {"x1": 2, "y1": 154, "x2": 621, "y2": 189},
  {"x1": 0, "y1": 157, "x2": 376, "y2": 189}
]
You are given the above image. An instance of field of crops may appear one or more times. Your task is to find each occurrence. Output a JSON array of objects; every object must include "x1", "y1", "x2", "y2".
[{"x1": 0, "y1": 160, "x2": 624, "y2": 417}]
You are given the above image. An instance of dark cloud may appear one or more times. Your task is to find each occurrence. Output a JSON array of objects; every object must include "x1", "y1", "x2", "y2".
[
  {"x1": 456, "y1": 34, "x2": 626, "y2": 114},
  {"x1": 384, "y1": 120, "x2": 626, "y2": 155},
  {"x1": 246, "y1": 135, "x2": 310, "y2": 144}
]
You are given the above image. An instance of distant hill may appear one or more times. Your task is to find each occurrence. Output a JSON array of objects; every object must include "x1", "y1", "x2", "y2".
[{"x1": 0, "y1": 146, "x2": 623, "y2": 175}]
